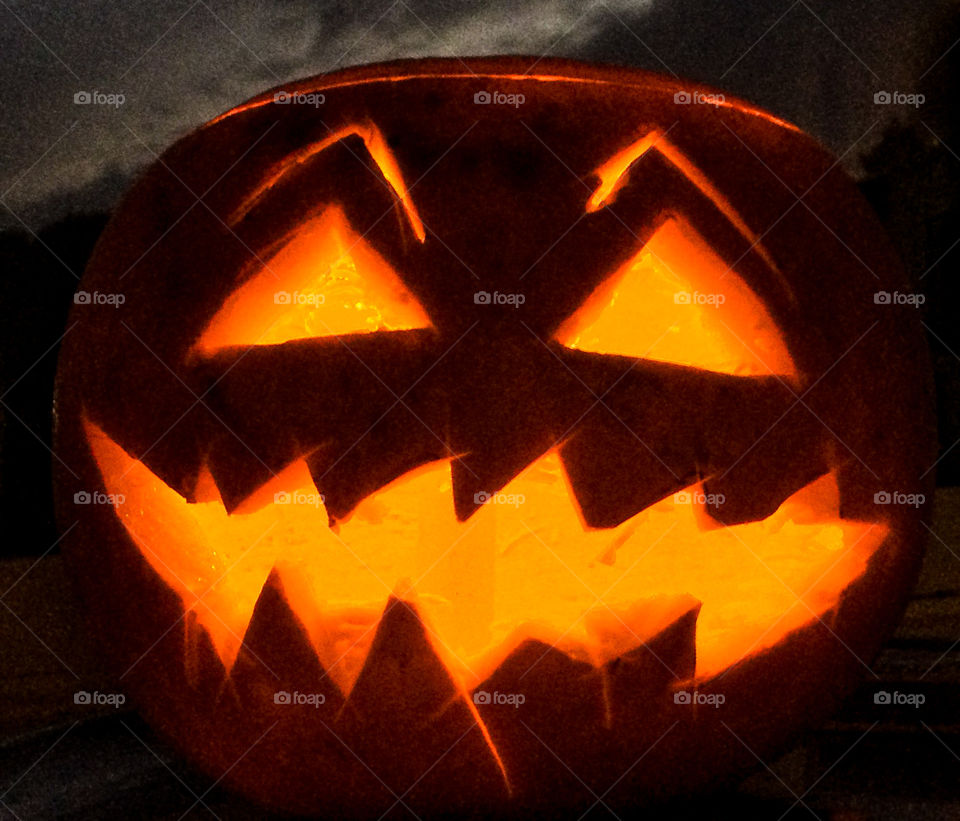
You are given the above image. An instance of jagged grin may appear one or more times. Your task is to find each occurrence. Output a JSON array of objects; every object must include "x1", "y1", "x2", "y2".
[{"x1": 87, "y1": 417, "x2": 886, "y2": 699}]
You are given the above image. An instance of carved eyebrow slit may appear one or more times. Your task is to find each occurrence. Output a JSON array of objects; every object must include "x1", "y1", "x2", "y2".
[
  {"x1": 586, "y1": 128, "x2": 779, "y2": 276},
  {"x1": 230, "y1": 121, "x2": 426, "y2": 243}
]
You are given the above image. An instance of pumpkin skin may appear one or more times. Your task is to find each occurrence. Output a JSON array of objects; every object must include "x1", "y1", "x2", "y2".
[{"x1": 53, "y1": 57, "x2": 935, "y2": 817}]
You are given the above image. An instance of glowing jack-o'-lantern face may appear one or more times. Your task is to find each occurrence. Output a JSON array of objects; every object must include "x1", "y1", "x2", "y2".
[{"x1": 55, "y1": 58, "x2": 934, "y2": 817}]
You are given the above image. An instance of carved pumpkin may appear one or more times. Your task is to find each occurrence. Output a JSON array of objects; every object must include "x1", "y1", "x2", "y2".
[{"x1": 54, "y1": 58, "x2": 935, "y2": 816}]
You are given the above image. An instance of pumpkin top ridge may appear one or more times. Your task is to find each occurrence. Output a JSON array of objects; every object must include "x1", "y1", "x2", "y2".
[{"x1": 205, "y1": 56, "x2": 802, "y2": 136}]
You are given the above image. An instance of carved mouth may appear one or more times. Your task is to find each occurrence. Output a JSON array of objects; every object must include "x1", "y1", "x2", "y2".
[{"x1": 85, "y1": 417, "x2": 887, "y2": 700}]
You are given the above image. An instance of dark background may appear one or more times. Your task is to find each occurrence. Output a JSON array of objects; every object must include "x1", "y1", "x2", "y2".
[{"x1": 1, "y1": 3, "x2": 959, "y2": 819}]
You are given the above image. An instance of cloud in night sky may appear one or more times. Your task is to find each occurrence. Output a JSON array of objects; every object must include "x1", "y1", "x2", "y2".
[{"x1": 0, "y1": 0, "x2": 947, "y2": 229}]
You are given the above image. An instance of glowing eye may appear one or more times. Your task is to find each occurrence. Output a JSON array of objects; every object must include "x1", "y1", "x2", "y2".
[
  {"x1": 554, "y1": 216, "x2": 795, "y2": 378},
  {"x1": 195, "y1": 206, "x2": 430, "y2": 354}
]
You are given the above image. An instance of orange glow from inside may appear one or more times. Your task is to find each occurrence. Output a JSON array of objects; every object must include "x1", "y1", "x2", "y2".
[
  {"x1": 195, "y1": 206, "x2": 431, "y2": 353},
  {"x1": 89, "y1": 188, "x2": 882, "y2": 696},
  {"x1": 556, "y1": 216, "x2": 795, "y2": 378},
  {"x1": 86, "y1": 418, "x2": 885, "y2": 694}
]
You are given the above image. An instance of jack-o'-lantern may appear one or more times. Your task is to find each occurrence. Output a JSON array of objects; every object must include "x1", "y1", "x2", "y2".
[{"x1": 54, "y1": 58, "x2": 935, "y2": 817}]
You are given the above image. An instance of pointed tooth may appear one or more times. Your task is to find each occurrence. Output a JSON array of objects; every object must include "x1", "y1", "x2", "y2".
[
  {"x1": 560, "y1": 415, "x2": 697, "y2": 528},
  {"x1": 205, "y1": 434, "x2": 286, "y2": 514},
  {"x1": 339, "y1": 596, "x2": 509, "y2": 805},
  {"x1": 230, "y1": 569, "x2": 344, "y2": 713},
  {"x1": 606, "y1": 601, "x2": 700, "y2": 729},
  {"x1": 703, "y1": 402, "x2": 828, "y2": 525},
  {"x1": 473, "y1": 639, "x2": 604, "y2": 803},
  {"x1": 449, "y1": 428, "x2": 558, "y2": 522},
  {"x1": 556, "y1": 359, "x2": 827, "y2": 527},
  {"x1": 344, "y1": 596, "x2": 463, "y2": 724},
  {"x1": 92, "y1": 405, "x2": 208, "y2": 503},
  {"x1": 308, "y1": 404, "x2": 448, "y2": 524},
  {"x1": 197, "y1": 335, "x2": 420, "y2": 514}
]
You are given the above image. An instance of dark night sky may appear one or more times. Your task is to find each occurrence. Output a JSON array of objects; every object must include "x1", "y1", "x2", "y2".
[{"x1": 0, "y1": 0, "x2": 952, "y2": 231}]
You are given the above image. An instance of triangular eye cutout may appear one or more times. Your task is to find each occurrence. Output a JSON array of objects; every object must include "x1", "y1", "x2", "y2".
[
  {"x1": 554, "y1": 217, "x2": 796, "y2": 378},
  {"x1": 195, "y1": 206, "x2": 431, "y2": 354}
]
